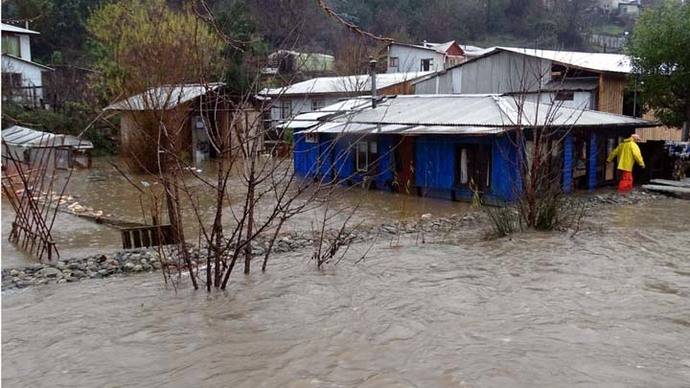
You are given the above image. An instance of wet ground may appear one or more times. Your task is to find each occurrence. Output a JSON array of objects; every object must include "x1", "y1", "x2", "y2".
[{"x1": 3, "y1": 181, "x2": 690, "y2": 387}]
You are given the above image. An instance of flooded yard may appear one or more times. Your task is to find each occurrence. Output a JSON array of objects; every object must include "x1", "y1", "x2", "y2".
[{"x1": 2, "y1": 159, "x2": 690, "y2": 387}]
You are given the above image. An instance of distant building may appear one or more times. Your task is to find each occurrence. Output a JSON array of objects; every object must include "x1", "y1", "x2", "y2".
[
  {"x1": 597, "y1": 0, "x2": 641, "y2": 17},
  {"x1": 386, "y1": 41, "x2": 485, "y2": 73},
  {"x1": 1, "y1": 23, "x2": 52, "y2": 106},
  {"x1": 263, "y1": 50, "x2": 335, "y2": 78}
]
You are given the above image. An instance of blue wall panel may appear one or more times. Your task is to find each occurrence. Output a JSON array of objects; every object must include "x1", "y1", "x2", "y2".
[
  {"x1": 588, "y1": 132, "x2": 597, "y2": 191},
  {"x1": 293, "y1": 133, "x2": 319, "y2": 178},
  {"x1": 563, "y1": 134, "x2": 574, "y2": 193},
  {"x1": 415, "y1": 136, "x2": 455, "y2": 190},
  {"x1": 491, "y1": 134, "x2": 522, "y2": 202}
]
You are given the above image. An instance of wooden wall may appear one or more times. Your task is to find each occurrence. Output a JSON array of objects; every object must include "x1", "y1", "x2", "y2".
[
  {"x1": 597, "y1": 74, "x2": 626, "y2": 114},
  {"x1": 636, "y1": 110, "x2": 683, "y2": 141}
]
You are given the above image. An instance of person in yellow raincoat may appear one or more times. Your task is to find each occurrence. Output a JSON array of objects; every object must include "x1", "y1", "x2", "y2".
[{"x1": 607, "y1": 134, "x2": 645, "y2": 193}]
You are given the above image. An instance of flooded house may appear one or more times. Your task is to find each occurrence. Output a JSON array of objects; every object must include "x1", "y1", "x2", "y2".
[
  {"x1": 287, "y1": 94, "x2": 655, "y2": 203},
  {"x1": 105, "y1": 83, "x2": 262, "y2": 170}
]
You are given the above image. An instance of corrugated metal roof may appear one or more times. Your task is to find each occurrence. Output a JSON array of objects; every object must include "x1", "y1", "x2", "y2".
[
  {"x1": 497, "y1": 47, "x2": 631, "y2": 74},
  {"x1": 104, "y1": 83, "x2": 224, "y2": 111},
  {"x1": 339, "y1": 95, "x2": 652, "y2": 128},
  {"x1": 1, "y1": 23, "x2": 39, "y2": 34},
  {"x1": 259, "y1": 72, "x2": 433, "y2": 96},
  {"x1": 278, "y1": 98, "x2": 372, "y2": 130},
  {"x1": 2, "y1": 125, "x2": 93, "y2": 149},
  {"x1": 297, "y1": 94, "x2": 655, "y2": 136}
]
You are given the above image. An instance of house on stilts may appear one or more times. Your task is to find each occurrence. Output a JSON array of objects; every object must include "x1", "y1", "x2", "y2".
[{"x1": 287, "y1": 94, "x2": 656, "y2": 203}]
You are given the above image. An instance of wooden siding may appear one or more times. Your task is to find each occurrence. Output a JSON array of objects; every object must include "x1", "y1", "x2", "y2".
[
  {"x1": 597, "y1": 74, "x2": 626, "y2": 114},
  {"x1": 636, "y1": 111, "x2": 683, "y2": 142}
]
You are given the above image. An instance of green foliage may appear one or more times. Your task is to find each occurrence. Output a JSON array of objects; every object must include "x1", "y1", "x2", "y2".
[
  {"x1": 212, "y1": 0, "x2": 268, "y2": 94},
  {"x1": 86, "y1": 0, "x2": 224, "y2": 101},
  {"x1": 2, "y1": 102, "x2": 117, "y2": 155},
  {"x1": 1, "y1": 0, "x2": 108, "y2": 65},
  {"x1": 628, "y1": 0, "x2": 690, "y2": 127}
]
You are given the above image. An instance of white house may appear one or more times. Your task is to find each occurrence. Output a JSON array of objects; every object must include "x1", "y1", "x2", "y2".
[
  {"x1": 259, "y1": 71, "x2": 433, "y2": 128},
  {"x1": 1, "y1": 23, "x2": 53, "y2": 106},
  {"x1": 386, "y1": 41, "x2": 488, "y2": 74}
]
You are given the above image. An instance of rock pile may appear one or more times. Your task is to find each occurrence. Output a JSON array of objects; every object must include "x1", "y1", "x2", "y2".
[{"x1": 2, "y1": 250, "x2": 161, "y2": 290}]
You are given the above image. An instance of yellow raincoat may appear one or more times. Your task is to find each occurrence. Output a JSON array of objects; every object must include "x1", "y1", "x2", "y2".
[{"x1": 607, "y1": 137, "x2": 645, "y2": 172}]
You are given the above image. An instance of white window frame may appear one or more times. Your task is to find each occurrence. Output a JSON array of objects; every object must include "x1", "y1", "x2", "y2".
[
  {"x1": 279, "y1": 100, "x2": 292, "y2": 119},
  {"x1": 355, "y1": 140, "x2": 377, "y2": 172},
  {"x1": 311, "y1": 99, "x2": 325, "y2": 111}
]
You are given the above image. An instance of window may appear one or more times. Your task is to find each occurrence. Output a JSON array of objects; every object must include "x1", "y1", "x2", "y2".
[
  {"x1": 1, "y1": 72, "x2": 22, "y2": 88},
  {"x1": 2, "y1": 34, "x2": 20, "y2": 57},
  {"x1": 355, "y1": 140, "x2": 378, "y2": 172},
  {"x1": 311, "y1": 99, "x2": 325, "y2": 111},
  {"x1": 420, "y1": 58, "x2": 433, "y2": 71},
  {"x1": 389, "y1": 56, "x2": 399, "y2": 69},
  {"x1": 456, "y1": 144, "x2": 491, "y2": 191},
  {"x1": 554, "y1": 91, "x2": 574, "y2": 101},
  {"x1": 279, "y1": 100, "x2": 292, "y2": 119}
]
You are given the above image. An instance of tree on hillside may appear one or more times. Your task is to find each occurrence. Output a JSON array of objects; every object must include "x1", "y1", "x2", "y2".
[
  {"x1": 628, "y1": 0, "x2": 690, "y2": 136},
  {"x1": 87, "y1": 0, "x2": 223, "y2": 102}
]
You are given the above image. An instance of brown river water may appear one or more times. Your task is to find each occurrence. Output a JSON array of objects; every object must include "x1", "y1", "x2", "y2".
[{"x1": 2, "y1": 159, "x2": 690, "y2": 387}]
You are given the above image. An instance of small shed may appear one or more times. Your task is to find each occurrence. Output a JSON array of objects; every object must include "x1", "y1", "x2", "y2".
[
  {"x1": 105, "y1": 83, "x2": 262, "y2": 171},
  {"x1": 1, "y1": 125, "x2": 93, "y2": 170}
]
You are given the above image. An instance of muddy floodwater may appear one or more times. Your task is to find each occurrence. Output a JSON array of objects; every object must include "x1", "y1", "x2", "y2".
[{"x1": 3, "y1": 179, "x2": 690, "y2": 387}]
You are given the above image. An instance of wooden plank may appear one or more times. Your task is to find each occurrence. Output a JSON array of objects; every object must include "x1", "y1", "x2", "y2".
[
  {"x1": 132, "y1": 230, "x2": 142, "y2": 248},
  {"x1": 642, "y1": 184, "x2": 690, "y2": 199},
  {"x1": 650, "y1": 179, "x2": 690, "y2": 188},
  {"x1": 122, "y1": 230, "x2": 132, "y2": 249}
]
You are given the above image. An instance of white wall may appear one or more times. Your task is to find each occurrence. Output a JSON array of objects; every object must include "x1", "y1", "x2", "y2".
[
  {"x1": 2, "y1": 55, "x2": 44, "y2": 93},
  {"x1": 387, "y1": 45, "x2": 445, "y2": 73},
  {"x1": 521, "y1": 91, "x2": 595, "y2": 110},
  {"x1": 19, "y1": 34, "x2": 31, "y2": 61},
  {"x1": 269, "y1": 95, "x2": 341, "y2": 123}
]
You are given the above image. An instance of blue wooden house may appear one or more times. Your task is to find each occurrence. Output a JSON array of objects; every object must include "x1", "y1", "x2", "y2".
[{"x1": 289, "y1": 95, "x2": 654, "y2": 203}]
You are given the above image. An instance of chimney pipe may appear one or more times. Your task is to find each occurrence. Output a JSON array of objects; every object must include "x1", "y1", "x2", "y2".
[{"x1": 369, "y1": 57, "x2": 377, "y2": 109}]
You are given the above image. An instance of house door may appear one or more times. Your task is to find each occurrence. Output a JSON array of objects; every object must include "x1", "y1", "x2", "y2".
[
  {"x1": 456, "y1": 144, "x2": 491, "y2": 193},
  {"x1": 394, "y1": 136, "x2": 415, "y2": 194}
]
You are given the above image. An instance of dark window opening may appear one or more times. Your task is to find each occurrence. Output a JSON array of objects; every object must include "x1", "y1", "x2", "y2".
[
  {"x1": 555, "y1": 91, "x2": 574, "y2": 101},
  {"x1": 420, "y1": 58, "x2": 433, "y2": 71},
  {"x1": 456, "y1": 144, "x2": 491, "y2": 192}
]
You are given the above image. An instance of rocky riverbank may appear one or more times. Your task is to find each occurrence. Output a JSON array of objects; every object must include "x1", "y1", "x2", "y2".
[
  {"x1": 1, "y1": 188, "x2": 669, "y2": 292},
  {"x1": 1, "y1": 214, "x2": 484, "y2": 292}
]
